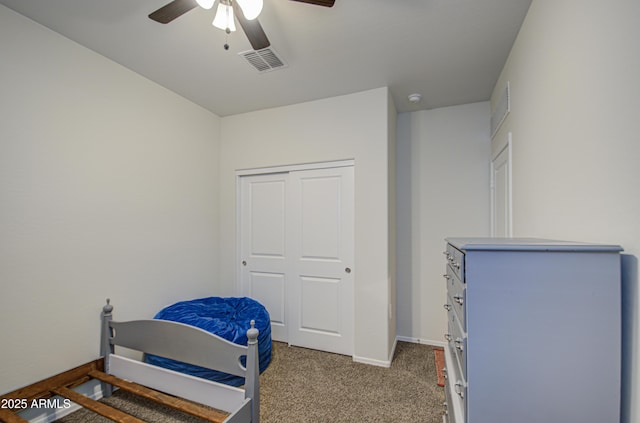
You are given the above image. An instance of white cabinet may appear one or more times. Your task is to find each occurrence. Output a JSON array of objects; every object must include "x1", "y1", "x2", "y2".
[{"x1": 442, "y1": 238, "x2": 622, "y2": 423}]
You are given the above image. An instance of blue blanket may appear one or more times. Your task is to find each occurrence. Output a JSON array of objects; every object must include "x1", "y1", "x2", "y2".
[{"x1": 144, "y1": 296, "x2": 272, "y2": 387}]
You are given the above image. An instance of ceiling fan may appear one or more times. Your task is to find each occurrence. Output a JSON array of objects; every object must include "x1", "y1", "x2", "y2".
[{"x1": 148, "y1": 0, "x2": 335, "y2": 51}]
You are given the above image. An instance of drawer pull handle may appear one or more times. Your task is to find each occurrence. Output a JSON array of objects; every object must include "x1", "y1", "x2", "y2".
[
  {"x1": 444, "y1": 304, "x2": 452, "y2": 311},
  {"x1": 453, "y1": 295, "x2": 464, "y2": 305},
  {"x1": 455, "y1": 382, "x2": 465, "y2": 398}
]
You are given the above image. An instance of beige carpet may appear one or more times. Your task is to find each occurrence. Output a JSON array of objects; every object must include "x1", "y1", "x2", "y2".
[
  {"x1": 261, "y1": 341, "x2": 445, "y2": 422},
  {"x1": 58, "y1": 341, "x2": 445, "y2": 423}
]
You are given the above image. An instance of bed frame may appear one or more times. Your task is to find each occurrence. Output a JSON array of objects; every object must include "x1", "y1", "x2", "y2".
[{"x1": 0, "y1": 300, "x2": 260, "y2": 423}]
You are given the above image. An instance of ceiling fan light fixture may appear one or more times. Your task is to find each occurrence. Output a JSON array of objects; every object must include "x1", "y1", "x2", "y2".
[
  {"x1": 212, "y1": 2, "x2": 236, "y2": 32},
  {"x1": 195, "y1": 0, "x2": 216, "y2": 9},
  {"x1": 236, "y1": 0, "x2": 263, "y2": 20}
]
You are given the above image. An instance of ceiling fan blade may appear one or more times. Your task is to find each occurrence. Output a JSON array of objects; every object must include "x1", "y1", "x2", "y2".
[
  {"x1": 289, "y1": 0, "x2": 335, "y2": 7},
  {"x1": 149, "y1": 0, "x2": 198, "y2": 24},
  {"x1": 232, "y1": 2, "x2": 271, "y2": 50}
]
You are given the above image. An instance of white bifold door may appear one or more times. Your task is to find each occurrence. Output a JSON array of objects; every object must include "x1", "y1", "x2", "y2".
[{"x1": 239, "y1": 165, "x2": 354, "y2": 356}]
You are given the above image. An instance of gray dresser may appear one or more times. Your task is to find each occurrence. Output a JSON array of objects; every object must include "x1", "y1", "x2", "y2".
[{"x1": 442, "y1": 238, "x2": 622, "y2": 423}]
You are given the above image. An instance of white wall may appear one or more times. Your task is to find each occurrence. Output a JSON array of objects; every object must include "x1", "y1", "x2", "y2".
[
  {"x1": 218, "y1": 87, "x2": 396, "y2": 364},
  {"x1": 0, "y1": 6, "x2": 221, "y2": 394},
  {"x1": 490, "y1": 1, "x2": 640, "y2": 422},
  {"x1": 396, "y1": 102, "x2": 491, "y2": 344}
]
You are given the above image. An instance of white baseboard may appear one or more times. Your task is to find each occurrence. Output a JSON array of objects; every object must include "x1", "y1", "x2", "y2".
[
  {"x1": 352, "y1": 335, "x2": 446, "y2": 368},
  {"x1": 353, "y1": 354, "x2": 392, "y2": 368},
  {"x1": 388, "y1": 337, "x2": 398, "y2": 364},
  {"x1": 396, "y1": 335, "x2": 447, "y2": 348},
  {"x1": 353, "y1": 337, "x2": 398, "y2": 368}
]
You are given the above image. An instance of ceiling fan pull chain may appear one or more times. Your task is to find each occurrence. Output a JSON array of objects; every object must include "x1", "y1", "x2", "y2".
[{"x1": 223, "y1": 0, "x2": 232, "y2": 50}]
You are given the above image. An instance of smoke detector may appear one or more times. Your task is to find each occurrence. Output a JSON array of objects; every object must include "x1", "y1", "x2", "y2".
[{"x1": 408, "y1": 93, "x2": 422, "y2": 104}]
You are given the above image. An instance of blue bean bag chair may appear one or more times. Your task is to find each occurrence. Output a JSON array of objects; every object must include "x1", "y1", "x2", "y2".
[{"x1": 144, "y1": 296, "x2": 271, "y2": 387}]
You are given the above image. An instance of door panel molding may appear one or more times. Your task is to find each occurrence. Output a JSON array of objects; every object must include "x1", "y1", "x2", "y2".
[{"x1": 491, "y1": 132, "x2": 513, "y2": 237}]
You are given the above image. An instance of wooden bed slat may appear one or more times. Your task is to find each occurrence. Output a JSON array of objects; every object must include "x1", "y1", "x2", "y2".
[
  {"x1": 88, "y1": 370, "x2": 229, "y2": 423},
  {"x1": 0, "y1": 359, "x2": 103, "y2": 404},
  {"x1": 51, "y1": 386, "x2": 145, "y2": 423},
  {"x1": 0, "y1": 408, "x2": 29, "y2": 423}
]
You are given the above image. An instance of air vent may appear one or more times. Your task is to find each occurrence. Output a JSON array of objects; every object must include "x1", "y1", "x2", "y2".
[{"x1": 239, "y1": 48, "x2": 287, "y2": 73}]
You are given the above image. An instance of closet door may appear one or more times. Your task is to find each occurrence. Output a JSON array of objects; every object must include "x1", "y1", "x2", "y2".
[
  {"x1": 288, "y1": 166, "x2": 354, "y2": 355},
  {"x1": 239, "y1": 173, "x2": 290, "y2": 341},
  {"x1": 238, "y1": 164, "x2": 354, "y2": 355}
]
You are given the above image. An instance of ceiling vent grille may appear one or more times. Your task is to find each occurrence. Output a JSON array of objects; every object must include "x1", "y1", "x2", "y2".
[{"x1": 239, "y1": 48, "x2": 287, "y2": 73}]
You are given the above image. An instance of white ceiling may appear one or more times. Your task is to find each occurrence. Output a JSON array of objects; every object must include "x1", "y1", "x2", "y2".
[{"x1": 0, "y1": 0, "x2": 531, "y2": 117}]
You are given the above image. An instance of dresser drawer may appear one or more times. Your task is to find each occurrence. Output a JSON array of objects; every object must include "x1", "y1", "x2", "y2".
[
  {"x1": 443, "y1": 374, "x2": 451, "y2": 423},
  {"x1": 446, "y1": 301, "x2": 467, "y2": 381},
  {"x1": 444, "y1": 347, "x2": 466, "y2": 423},
  {"x1": 445, "y1": 244, "x2": 465, "y2": 281},
  {"x1": 446, "y1": 266, "x2": 466, "y2": 330}
]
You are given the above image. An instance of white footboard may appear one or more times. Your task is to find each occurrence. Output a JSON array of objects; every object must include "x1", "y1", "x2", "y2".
[
  {"x1": 108, "y1": 354, "x2": 246, "y2": 412},
  {"x1": 101, "y1": 299, "x2": 260, "y2": 423}
]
